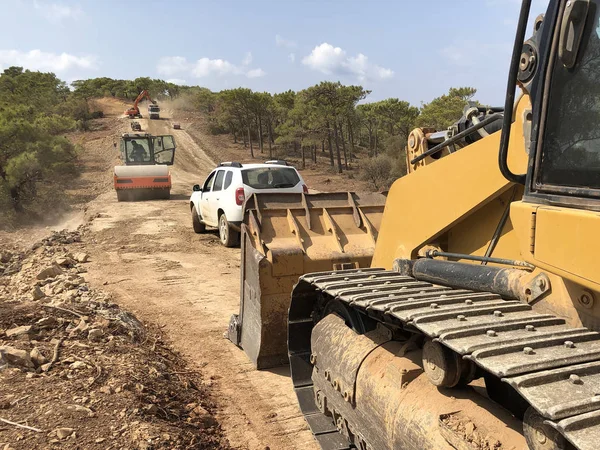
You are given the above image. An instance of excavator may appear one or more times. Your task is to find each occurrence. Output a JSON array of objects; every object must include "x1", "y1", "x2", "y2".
[
  {"x1": 228, "y1": 0, "x2": 600, "y2": 448},
  {"x1": 113, "y1": 133, "x2": 176, "y2": 201},
  {"x1": 124, "y1": 90, "x2": 157, "y2": 119}
]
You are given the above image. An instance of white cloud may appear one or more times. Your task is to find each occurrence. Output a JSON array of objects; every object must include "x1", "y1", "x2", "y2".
[
  {"x1": 156, "y1": 56, "x2": 190, "y2": 77},
  {"x1": 377, "y1": 67, "x2": 394, "y2": 79},
  {"x1": 302, "y1": 43, "x2": 393, "y2": 81},
  {"x1": 33, "y1": 1, "x2": 83, "y2": 22},
  {"x1": 246, "y1": 68, "x2": 265, "y2": 78},
  {"x1": 276, "y1": 34, "x2": 297, "y2": 48},
  {"x1": 303, "y1": 43, "x2": 346, "y2": 74},
  {"x1": 0, "y1": 49, "x2": 98, "y2": 73},
  {"x1": 166, "y1": 78, "x2": 187, "y2": 85},
  {"x1": 156, "y1": 54, "x2": 265, "y2": 80},
  {"x1": 288, "y1": 53, "x2": 296, "y2": 63},
  {"x1": 192, "y1": 58, "x2": 237, "y2": 77}
]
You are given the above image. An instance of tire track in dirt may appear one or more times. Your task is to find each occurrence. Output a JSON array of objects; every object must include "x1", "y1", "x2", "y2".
[{"x1": 79, "y1": 104, "x2": 317, "y2": 450}]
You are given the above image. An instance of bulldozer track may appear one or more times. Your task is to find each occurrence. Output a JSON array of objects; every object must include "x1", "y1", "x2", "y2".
[{"x1": 289, "y1": 268, "x2": 600, "y2": 450}]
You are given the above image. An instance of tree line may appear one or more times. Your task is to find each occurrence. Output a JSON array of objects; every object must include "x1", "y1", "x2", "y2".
[
  {"x1": 179, "y1": 84, "x2": 477, "y2": 188},
  {"x1": 71, "y1": 77, "x2": 185, "y2": 102},
  {"x1": 68, "y1": 77, "x2": 478, "y2": 189},
  {"x1": 68, "y1": 78, "x2": 478, "y2": 187},
  {"x1": 0, "y1": 65, "x2": 479, "y2": 226}
]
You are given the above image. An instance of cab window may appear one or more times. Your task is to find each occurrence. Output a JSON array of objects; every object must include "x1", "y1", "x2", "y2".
[
  {"x1": 224, "y1": 171, "x2": 233, "y2": 190},
  {"x1": 203, "y1": 171, "x2": 216, "y2": 192},
  {"x1": 126, "y1": 140, "x2": 151, "y2": 163},
  {"x1": 152, "y1": 135, "x2": 176, "y2": 165},
  {"x1": 537, "y1": 2, "x2": 600, "y2": 192},
  {"x1": 213, "y1": 170, "x2": 225, "y2": 191}
]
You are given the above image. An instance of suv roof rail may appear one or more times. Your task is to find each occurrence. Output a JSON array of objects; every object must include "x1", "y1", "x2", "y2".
[
  {"x1": 265, "y1": 159, "x2": 288, "y2": 166},
  {"x1": 219, "y1": 161, "x2": 243, "y2": 168}
]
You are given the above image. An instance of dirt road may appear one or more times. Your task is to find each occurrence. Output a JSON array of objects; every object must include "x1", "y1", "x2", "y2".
[{"x1": 80, "y1": 107, "x2": 317, "y2": 449}]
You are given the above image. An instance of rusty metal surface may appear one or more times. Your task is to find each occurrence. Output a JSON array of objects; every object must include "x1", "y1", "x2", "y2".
[
  {"x1": 290, "y1": 268, "x2": 600, "y2": 449},
  {"x1": 230, "y1": 192, "x2": 386, "y2": 369},
  {"x1": 311, "y1": 314, "x2": 391, "y2": 406}
]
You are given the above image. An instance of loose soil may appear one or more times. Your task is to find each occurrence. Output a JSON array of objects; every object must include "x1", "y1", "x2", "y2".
[{"x1": 1, "y1": 98, "x2": 320, "y2": 449}]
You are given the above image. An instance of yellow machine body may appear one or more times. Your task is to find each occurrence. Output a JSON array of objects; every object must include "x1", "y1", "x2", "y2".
[
  {"x1": 373, "y1": 95, "x2": 600, "y2": 331},
  {"x1": 283, "y1": 91, "x2": 600, "y2": 450}
]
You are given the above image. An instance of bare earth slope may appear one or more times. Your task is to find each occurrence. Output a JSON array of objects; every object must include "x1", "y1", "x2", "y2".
[{"x1": 80, "y1": 101, "x2": 317, "y2": 449}]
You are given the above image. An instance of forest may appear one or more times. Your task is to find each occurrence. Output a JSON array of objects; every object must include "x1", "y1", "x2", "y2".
[
  {"x1": 71, "y1": 77, "x2": 478, "y2": 189},
  {"x1": 1, "y1": 67, "x2": 477, "y2": 225},
  {"x1": 0, "y1": 67, "x2": 100, "y2": 222}
]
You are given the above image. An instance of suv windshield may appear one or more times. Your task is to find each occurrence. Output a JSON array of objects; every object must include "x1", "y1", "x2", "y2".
[{"x1": 242, "y1": 167, "x2": 300, "y2": 189}]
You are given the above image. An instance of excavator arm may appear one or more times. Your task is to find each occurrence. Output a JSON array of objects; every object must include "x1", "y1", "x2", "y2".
[{"x1": 125, "y1": 90, "x2": 157, "y2": 118}]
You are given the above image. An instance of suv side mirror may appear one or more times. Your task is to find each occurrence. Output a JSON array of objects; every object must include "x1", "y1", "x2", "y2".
[{"x1": 193, "y1": 184, "x2": 202, "y2": 192}]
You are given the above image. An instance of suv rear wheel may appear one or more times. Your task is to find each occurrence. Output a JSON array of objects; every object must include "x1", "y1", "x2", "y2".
[{"x1": 219, "y1": 213, "x2": 239, "y2": 247}]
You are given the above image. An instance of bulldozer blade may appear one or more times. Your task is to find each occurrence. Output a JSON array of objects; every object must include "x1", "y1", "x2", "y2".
[{"x1": 227, "y1": 191, "x2": 387, "y2": 369}]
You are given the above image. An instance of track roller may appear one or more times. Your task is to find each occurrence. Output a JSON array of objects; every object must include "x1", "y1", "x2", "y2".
[
  {"x1": 523, "y1": 407, "x2": 569, "y2": 450},
  {"x1": 422, "y1": 339, "x2": 463, "y2": 387}
]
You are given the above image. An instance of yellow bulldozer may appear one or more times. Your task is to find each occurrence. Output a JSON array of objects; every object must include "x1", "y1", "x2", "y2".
[{"x1": 228, "y1": 0, "x2": 600, "y2": 448}]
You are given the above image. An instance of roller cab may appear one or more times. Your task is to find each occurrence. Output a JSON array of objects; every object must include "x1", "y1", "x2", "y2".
[{"x1": 113, "y1": 133, "x2": 176, "y2": 201}]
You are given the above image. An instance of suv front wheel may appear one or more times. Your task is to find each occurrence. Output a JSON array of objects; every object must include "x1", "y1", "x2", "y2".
[
  {"x1": 219, "y1": 213, "x2": 239, "y2": 247},
  {"x1": 191, "y1": 205, "x2": 206, "y2": 233}
]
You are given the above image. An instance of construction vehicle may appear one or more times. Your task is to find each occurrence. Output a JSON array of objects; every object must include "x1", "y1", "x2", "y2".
[
  {"x1": 148, "y1": 103, "x2": 160, "y2": 120},
  {"x1": 228, "y1": 1, "x2": 600, "y2": 449},
  {"x1": 130, "y1": 121, "x2": 141, "y2": 131},
  {"x1": 124, "y1": 90, "x2": 157, "y2": 119},
  {"x1": 113, "y1": 133, "x2": 176, "y2": 201}
]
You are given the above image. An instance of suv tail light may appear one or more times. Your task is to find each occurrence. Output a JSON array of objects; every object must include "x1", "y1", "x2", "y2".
[
  {"x1": 302, "y1": 184, "x2": 308, "y2": 194},
  {"x1": 235, "y1": 187, "x2": 245, "y2": 206}
]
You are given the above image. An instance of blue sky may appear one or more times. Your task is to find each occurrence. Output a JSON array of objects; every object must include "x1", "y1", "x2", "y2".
[{"x1": 1, "y1": 0, "x2": 549, "y2": 106}]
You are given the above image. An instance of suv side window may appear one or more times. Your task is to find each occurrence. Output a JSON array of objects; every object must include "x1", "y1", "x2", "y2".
[
  {"x1": 213, "y1": 170, "x2": 225, "y2": 192},
  {"x1": 203, "y1": 171, "x2": 216, "y2": 192},
  {"x1": 224, "y1": 171, "x2": 233, "y2": 190}
]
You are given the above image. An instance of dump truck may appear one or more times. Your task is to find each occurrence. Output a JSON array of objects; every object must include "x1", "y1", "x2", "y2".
[
  {"x1": 148, "y1": 103, "x2": 160, "y2": 120},
  {"x1": 113, "y1": 133, "x2": 176, "y2": 201},
  {"x1": 229, "y1": 1, "x2": 600, "y2": 448}
]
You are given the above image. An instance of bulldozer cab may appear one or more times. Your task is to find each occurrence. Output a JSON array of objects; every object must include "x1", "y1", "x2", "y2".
[
  {"x1": 498, "y1": 0, "x2": 600, "y2": 293},
  {"x1": 523, "y1": 0, "x2": 600, "y2": 206},
  {"x1": 119, "y1": 133, "x2": 175, "y2": 166}
]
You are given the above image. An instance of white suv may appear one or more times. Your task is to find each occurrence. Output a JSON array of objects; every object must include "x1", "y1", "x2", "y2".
[{"x1": 189, "y1": 161, "x2": 308, "y2": 247}]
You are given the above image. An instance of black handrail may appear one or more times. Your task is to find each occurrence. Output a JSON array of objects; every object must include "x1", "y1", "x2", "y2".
[{"x1": 498, "y1": 0, "x2": 531, "y2": 185}]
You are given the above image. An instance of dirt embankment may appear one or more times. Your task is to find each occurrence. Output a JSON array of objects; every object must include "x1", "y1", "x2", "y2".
[{"x1": 0, "y1": 229, "x2": 229, "y2": 449}]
